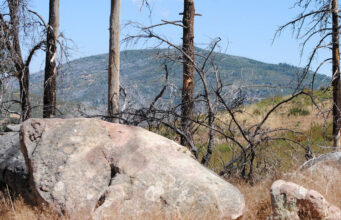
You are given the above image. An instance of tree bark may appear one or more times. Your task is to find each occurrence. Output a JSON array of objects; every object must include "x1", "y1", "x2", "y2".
[
  {"x1": 331, "y1": 0, "x2": 341, "y2": 150},
  {"x1": 108, "y1": 0, "x2": 121, "y2": 123},
  {"x1": 19, "y1": 68, "x2": 31, "y2": 120},
  {"x1": 43, "y1": 0, "x2": 59, "y2": 118},
  {"x1": 181, "y1": 0, "x2": 195, "y2": 148}
]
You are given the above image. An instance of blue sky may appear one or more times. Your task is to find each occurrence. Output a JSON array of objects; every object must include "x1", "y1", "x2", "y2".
[{"x1": 28, "y1": 0, "x2": 331, "y2": 76}]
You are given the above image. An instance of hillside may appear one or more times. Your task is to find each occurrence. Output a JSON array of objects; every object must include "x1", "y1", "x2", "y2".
[{"x1": 29, "y1": 48, "x2": 330, "y2": 108}]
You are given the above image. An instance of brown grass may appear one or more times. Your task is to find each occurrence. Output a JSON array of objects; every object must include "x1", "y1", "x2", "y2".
[
  {"x1": 0, "y1": 194, "x2": 234, "y2": 220},
  {"x1": 236, "y1": 162, "x2": 341, "y2": 220},
  {"x1": 286, "y1": 163, "x2": 341, "y2": 207},
  {"x1": 1, "y1": 165, "x2": 339, "y2": 220},
  {"x1": 234, "y1": 177, "x2": 274, "y2": 220},
  {"x1": 0, "y1": 195, "x2": 61, "y2": 220}
]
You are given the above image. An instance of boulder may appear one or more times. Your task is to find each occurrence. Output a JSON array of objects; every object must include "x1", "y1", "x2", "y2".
[
  {"x1": 300, "y1": 152, "x2": 341, "y2": 170},
  {"x1": 0, "y1": 131, "x2": 30, "y2": 198},
  {"x1": 270, "y1": 180, "x2": 341, "y2": 220},
  {"x1": 20, "y1": 118, "x2": 245, "y2": 219}
]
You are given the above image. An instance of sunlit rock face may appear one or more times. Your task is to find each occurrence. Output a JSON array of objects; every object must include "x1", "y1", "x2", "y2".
[{"x1": 20, "y1": 118, "x2": 245, "y2": 219}]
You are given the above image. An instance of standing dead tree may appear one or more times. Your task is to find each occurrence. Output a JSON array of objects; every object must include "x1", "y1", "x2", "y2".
[
  {"x1": 0, "y1": 0, "x2": 46, "y2": 121},
  {"x1": 181, "y1": 0, "x2": 195, "y2": 147},
  {"x1": 108, "y1": 0, "x2": 121, "y2": 123},
  {"x1": 275, "y1": 0, "x2": 341, "y2": 150},
  {"x1": 0, "y1": 18, "x2": 13, "y2": 115},
  {"x1": 331, "y1": 0, "x2": 341, "y2": 150},
  {"x1": 1, "y1": 0, "x2": 71, "y2": 120},
  {"x1": 43, "y1": 0, "x2": 60, "y2": 118}
]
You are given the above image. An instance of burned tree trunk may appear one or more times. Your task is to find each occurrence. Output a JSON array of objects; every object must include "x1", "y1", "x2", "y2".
[
  {"x1": 108, "y1": 0, "x2": 121, "y2": 123},
  {"x1": 43, "y1": 0, "x2": 59, "y2": 118},
  {"x1": 7, "y1": 0, "x2": 31, "y2": 120},
  {"x1": 331, "y1": 0, "x2": 341, "y2": 149},
  {"x1": 181, "y1": 0, "x2": 195, "y2": 148},
  {"x1": 19, "y1": 68, "x2": 31, "y2": 120}
]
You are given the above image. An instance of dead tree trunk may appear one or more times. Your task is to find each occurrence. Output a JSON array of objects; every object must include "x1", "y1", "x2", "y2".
[
  {"x1": 19, "y1": 68, "x2": 31, "y2": 120},
  {"x1": 331, "y1": 0, "x2": 341, "y2": 149},
  {"x1": 108, "y1": 0, "x2": 121, "y2": 123},
  {"x1": 43, "y1": 0, "x2": 59, "y2": 118},
  {"x1": 181, "y1": 0, "x2": 195, "y2": 147},
  {"x1": 8, "y1": 0, "x2": 31, "y2": 120}
]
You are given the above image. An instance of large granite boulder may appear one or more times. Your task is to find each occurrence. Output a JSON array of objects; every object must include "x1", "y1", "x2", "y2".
[
  {"x1": 270, "y1": 180, "x2": 341, "y2": 220},
  {"x1": 20, "y1": 118, "x2": 245, "y2": 219},
  {"x1": 0, "y1": 130, "x2": 31, "y2": 199}
]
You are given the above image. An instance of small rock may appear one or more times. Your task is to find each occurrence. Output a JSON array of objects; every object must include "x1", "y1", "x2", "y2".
[{"x1": 270, "y1": 180, "x2": 341, "y2": 220}]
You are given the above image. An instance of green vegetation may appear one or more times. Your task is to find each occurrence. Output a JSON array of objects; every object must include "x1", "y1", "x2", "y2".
[{"x1": 287, "y1": 107, "x2": 310, "y2": 116}]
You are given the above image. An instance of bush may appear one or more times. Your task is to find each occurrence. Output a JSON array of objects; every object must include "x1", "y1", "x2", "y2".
[{"x1": 287, "y1": 107, "x2": 310, "y2": 116}]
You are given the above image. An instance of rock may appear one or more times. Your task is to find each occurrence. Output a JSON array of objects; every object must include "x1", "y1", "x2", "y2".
[
  {"x1": 270, "y1": 180, "x2": 341, "y2": 220},
  {"x1": 4, "y1": 124, "x2": 22, "y2": 132},
  {"x1": 300, "y1": 152, "x2": 341, "y2": 170},
  {"x1": 0, "y1": 132, "x2": 30, "y2": 198},
  {"x1": 20, "y1": 118, "x2": 245, "y2": 219}
]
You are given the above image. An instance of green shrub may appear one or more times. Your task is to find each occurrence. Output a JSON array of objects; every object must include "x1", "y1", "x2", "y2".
[{"x1": 287, "y1": 107, "x2": 310, "y2": 116}]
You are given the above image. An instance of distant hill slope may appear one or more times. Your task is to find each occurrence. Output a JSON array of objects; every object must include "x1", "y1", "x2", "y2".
[{"x1": 29, "y1": 48, "x2": 330, "y2": 107}]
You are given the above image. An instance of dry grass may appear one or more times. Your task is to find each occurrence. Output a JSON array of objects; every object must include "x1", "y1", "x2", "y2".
[
  {"x1": 218, "y1": 95, "x2": 331, "y2": 133},
  {"x1": 286, "y1": 163, "x2": 341, "y2": 208},
  {"x1": 236, "y1": 161, "x2": 341, "y2": 220},
  {"x1": 1, "y1": 164, "x2": 339, "y2": 220},
  {"x1": 0, "y1": 195, "x2": 61, "y2": 220},
  {"x1": 0, "y1": 194, "x2": 234, "y2": 220},
  {"x1": 232, "y1": 177, "x2": 274, "y2": 220}
]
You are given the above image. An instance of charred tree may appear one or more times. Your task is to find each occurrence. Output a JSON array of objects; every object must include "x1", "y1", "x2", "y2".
[
  {"x1": 181, "y1": 0, "x2": 195, "y2": 148},
  {"x1": 43, "y1": 0, "x2": 59, "y2": 118},
  {"x1": 6, "y1": 0, "x2": 31, "y2": 120},
  {"x1": 108, "y1": 0, "x2": 121, "y2": 123},
  {"x1": 18, "y1": 68, "x2": 30, "y2": 120},
  {"x1": 331, "y1": 0, "x2": 341, "y2": 148}
]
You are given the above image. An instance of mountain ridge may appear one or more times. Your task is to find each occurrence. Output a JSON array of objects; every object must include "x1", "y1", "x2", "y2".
[{"x1": 28, "y1": 47, "x2": 330, "y2": 108}]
